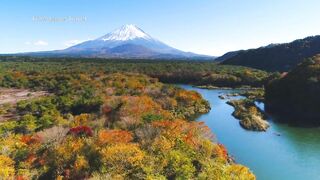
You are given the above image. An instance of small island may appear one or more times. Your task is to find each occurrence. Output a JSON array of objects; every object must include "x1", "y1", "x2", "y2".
[{"x1": 227, "y1": 99, "x2": 269, "y2": 131}]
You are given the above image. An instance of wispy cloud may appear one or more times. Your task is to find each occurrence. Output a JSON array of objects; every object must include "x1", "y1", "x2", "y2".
[
  {"x1": 63, "y1": 39, "x2": 88, "y2": 47},
  {"x1": 34, "y1": 40, "x2": 48, "y2": 46},
  {"x1": 25, "y1": 40, "x2": 49, "y2": 46}
]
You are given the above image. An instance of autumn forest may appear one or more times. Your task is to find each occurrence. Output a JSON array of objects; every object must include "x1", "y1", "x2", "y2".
[{"x1": 0, "y1": 58, "x2": 256, "y2": 179}]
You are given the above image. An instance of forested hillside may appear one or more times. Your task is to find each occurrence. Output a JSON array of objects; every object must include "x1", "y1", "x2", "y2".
[
  {"x1": 221, "y1": 36, "x2": 320, "y2": 72},
  {"x1": 265, "y1": 55, "x2": 320, "y2": 125},
  {"x1": 0, "y1": 56, "x2": 269, "y2": 88}
]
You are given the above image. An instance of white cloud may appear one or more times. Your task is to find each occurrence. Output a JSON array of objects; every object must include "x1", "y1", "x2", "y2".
[
  {"x1": 34, "y1": 40, "x2": 48, "y2": 46},
  {"x1": 25, "y1": 40, "x2": 48, "y2": 46},
  {"x1": 63, "y1": 39, "x2": 88, "y2": 47}
]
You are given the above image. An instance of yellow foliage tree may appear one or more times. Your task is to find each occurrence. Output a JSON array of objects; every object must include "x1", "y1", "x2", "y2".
[
  {"x1": 73, "y1": 113, "x2": 90, "y2": 126},
  {"x1": 226, "y1": 164, "x2": 256, "y2": 180},
  {"x1": 248, "y1": 106, "x2": 258, "y2": 115},
  {"x1": 0, "y1": 155, "x2": 15, "y2": 178},
  {"x1": 100, "y1": 143, "x2": 145, "y2": 177}
]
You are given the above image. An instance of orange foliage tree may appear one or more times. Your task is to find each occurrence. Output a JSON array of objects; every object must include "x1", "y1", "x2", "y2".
[{"x1": 97, "y1": 129, "x2": 133, "y2": 145}]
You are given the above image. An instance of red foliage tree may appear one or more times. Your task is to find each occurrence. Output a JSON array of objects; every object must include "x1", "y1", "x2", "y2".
[
  {"x1": 21, "y1": 135, "x2": 42, "y2": 145},
  {"x1": 69, "y1": 126, "x2": 93, "y2": 137}
]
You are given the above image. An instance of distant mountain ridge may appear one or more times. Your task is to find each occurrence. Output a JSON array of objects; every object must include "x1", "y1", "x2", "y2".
[
  {"x1": 214, "y1": 50, "x2": 244, "y2": 62},
  {"x1": 220, "y1": 36, "x2": 320, "y2": 71},
  {"x1": 14, "y1": 24, "x2": 213, "y2": 60}
]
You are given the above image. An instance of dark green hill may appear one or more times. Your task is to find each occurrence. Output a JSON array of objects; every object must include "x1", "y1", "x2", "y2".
[
  {"x1": 221, "y1": 36, "x2": 320, "y2": 72},
  {"x1": 265, "y1": 55, "x2": 320, "y2": 125}
]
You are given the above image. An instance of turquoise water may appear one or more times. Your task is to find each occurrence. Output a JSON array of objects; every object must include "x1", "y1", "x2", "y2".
[{"x1": 181, "y1": 85, "x2": 320, "y2": 180}]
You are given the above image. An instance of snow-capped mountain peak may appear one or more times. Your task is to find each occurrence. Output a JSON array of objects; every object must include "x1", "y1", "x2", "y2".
[
  {"x1": 42, "y1": 24, "x2": 212, "y2": 59},
  {"x1": 99, "y1": 24, "x2": 152, "y2": 41}
]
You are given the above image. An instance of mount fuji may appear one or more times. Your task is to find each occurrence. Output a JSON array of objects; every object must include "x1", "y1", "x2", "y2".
[{"x1": 19, "y1": 24, "x2": 213, "y2": 59}]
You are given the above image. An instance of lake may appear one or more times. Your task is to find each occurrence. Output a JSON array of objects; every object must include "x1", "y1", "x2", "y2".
[{"x1": 180, "y1": 85, "x2": 320, "y2": 180}]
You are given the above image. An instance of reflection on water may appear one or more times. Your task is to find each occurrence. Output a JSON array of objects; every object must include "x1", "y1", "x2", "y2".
[{"x1": 180, "y1": 85, "x2": 320, "y2": 180}]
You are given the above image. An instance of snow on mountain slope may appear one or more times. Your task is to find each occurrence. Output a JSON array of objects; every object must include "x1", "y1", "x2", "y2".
[
  {"x1": 68, "y1": 24, "x2": 179, "y2": 54},
  {"x1": 99, "y1": 24, "x2": 152, "y2": 41}
]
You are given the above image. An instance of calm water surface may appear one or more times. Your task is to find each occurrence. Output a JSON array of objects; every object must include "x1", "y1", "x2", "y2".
[{"x1": 181, "y1": 85, "x2": 320, "y2": 180}]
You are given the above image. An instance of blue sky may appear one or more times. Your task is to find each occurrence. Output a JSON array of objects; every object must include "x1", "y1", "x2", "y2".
[{"x1": 1, "y1": 0, "x2": 320, "y2": 56}]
